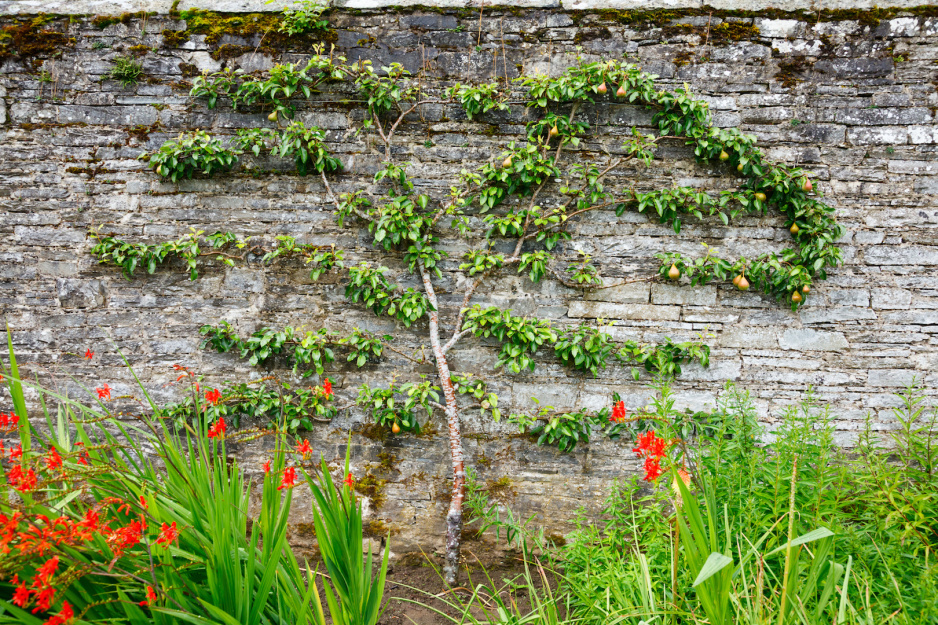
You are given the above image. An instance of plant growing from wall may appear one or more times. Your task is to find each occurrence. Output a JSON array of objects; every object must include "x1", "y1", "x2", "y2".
[
  {"x1": 119, "y1": 50, "x2": 843, "y2": 585},
  {"x1": 104, "y1": 55, "x2": 143, "y2": 87}
]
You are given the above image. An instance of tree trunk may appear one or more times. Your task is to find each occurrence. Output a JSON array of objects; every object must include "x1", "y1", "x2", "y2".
[{"x1": 418, "y1": 261, "x2": 465, "y2": 586}]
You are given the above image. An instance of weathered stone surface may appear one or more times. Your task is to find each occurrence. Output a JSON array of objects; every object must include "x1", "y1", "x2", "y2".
[
  {"x1": 0, "y1": 4, "x2": 936, "y2": 553},
  {"x1": 779, "y1": 329, "x2": 849, "y2": 352}
]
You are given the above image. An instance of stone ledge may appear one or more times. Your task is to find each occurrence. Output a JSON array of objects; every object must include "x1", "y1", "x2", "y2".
[{"x1": 0, "y1": 0, "x2": 930, "y2": 14}]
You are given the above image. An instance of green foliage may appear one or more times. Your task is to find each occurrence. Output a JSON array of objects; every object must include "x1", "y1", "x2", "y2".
[
  {"x1": 459, "y1": 250, "x2": 504, "y2": 276},
  {"x1": 105, "y1": 55, "x2": 144, "y2": 87},
  {"x1": 450, "y1": 373, "x2": 501, "y2": 422},
  {"x1": 161, "y1": 379, "x2": 336, "y2": 432},
  {"x1": 0, "y1": 347, "x2": 342, "y2": 625},
  {"x1": 138, "y1": 130, "x2": 239, "y2": 182},
  {"x1": 477, "y1": 142, "x2": 561, "y2": 212},
  {"x1": 354, "y1": 62, "x2": 418, "y2": 121},
  {"x1": 447, "y1": 82, "x2": 509, "y2": 119},
  {"x1": 553, "y1": 324, "x2": 616, "y2": 377},
  {"x1": 462, "y1": 306, "x2": 557, "y2": 374},
  {"x1": 509, "y1": 400, "x2": 609, "y2": 452},
  {"x1": 342, "y1": 328, "x2": 386, "y2": 367},
  {"x1": 274, "y1": 121, "x2": 342, "y2": 175},
  {"x1": 345, "y1": 263, "x2": 432, "y2": 327},
  {"x1": 199, "y1": 321, "x2": 337, "y2": 377},
  {"x1": 269, "y1": 0, "x2": 329, "y2": 36},
  {"x1": 356, "y1": 379, "x2": 439, "y2": 433},
  {"x1": 89, "y1": 228, "x2": 242, "y2": 280}
]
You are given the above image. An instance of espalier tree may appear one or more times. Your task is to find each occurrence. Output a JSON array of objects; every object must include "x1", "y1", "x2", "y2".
[{"x1": 91, "y1": 44, "x2": 843, "y2": 583}]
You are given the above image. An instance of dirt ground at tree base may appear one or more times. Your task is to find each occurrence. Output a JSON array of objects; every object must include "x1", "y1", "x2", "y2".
[{"x1": 377, "y1": 542, "x2": 560, "y2": 625}]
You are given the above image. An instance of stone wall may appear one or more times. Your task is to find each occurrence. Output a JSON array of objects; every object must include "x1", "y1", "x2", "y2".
[{"x1": 1, "y1": 4, "x2": 937, "y2": 552}]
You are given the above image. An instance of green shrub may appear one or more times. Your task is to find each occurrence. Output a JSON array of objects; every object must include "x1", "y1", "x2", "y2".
[
  {"x1": 138, "y1": 131, "x2": 239, "y2": 181},
  {"x1": 105, "y1": 55, "x2": 144, "y2": 87}
]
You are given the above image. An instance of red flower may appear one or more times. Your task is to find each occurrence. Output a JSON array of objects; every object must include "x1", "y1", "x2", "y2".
[
  {"x1": 96, "y1": 384, "x2": 111, "y2": 400},
  {"x1": 205, "y1": 388, "x2": 221, "y2": 405},
  {"x1": 343, "y1": 472, "x2": 354, "y2": 488},
  {"x1": 84, "y1": 349, "x2": 94, "y2": 360},
  {"x1": 10, "y1": 467, "x2": 38, "y2": 493},
  {"x1": 140, "y1": 585, "x2": 158, "y2": 607},
  {"x1": 633, "y1": 431, "x2": 667, "y2": 460},
  {"x1": 156, "y1": 521, "x2": 178, "y2": 548},
  {"x1": 263, "y1": 460, "x2": 271, "y2": 474},
  {"x1": 45, "y1": 447, "x2": 63, "y2": 471},
  {"x1": 9, "y1": 444, "x2": 22, "y2": 461},
  {"x1": 207, "y1": 418, "x2": 226, "y2": 439},
  {"x1": 12, "y1": 583, "x2": 30, "y2": 607},
  {"x1": 138, "y1": 495, "x2": 148, "y2": 510},
  {"x1": 295, "y1": 439, "x2": 313, "y2": 456},
  {"x1": 278, "y1": 467, "x2": 297, "y2": 491},
  {"x1": 34, "y1": 556, "x2": 59, "y2": 587},
  {"x1": 32, "y1": 586, "x2": 55, "y2": 613},
  {"x1": 322, "y1": 378, "x2": 333, "y2": 398},
  {"x1": 44, "y1": 601, "x2": 74, "y2": 625},
  {"x1": 609, "y1": 400, "x2": 627, "y2": 424},
  {"x1": 643, "y1": 456, "x2": 663, "y2": 482},
  {"x1": 75, "y1": 443, "x2": 89, "y2": 466}
]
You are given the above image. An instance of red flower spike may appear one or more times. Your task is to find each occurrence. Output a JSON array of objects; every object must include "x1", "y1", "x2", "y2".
[
  {"x1": 12, "y1": 583, "x2": 30, "y2": 607},
  {"x1": 322, "y1": 378, "x2": 332, "y2": 398},
  {"x1": 263, "y1": 460, "x2": 271, "y2": 474},
  {"x1": 278, "y1": 467, "x2": 297, "y2": 491},
  {"x1": 10, "y1": 444, "x2": 22, "y2": 461},
  {"x1": 643, "y1": 456, "x2": 663, "y2": 482},
  {"x1": 96, "y1": 384, "x2": 111, "y2": 400},
  {"x1": 32, "y1": 587, "x2": 55, "y2": 614},
  {"x1": 138, "y1": 495, "x2": 148, "y2": 510},
  {"x1": 343, "y1": 472, "x2": 354, "y2": 488},
  {"x1": 46, "y1": 448, "x2": 63, "y2": 471},
  {"x1": 295, "y1": 439, "x2": 313, "y2": 456},
  {"x1": 84, "y1": 349, "x2": 94, "y2": 360},
  {"x1": 44, "y1": 601, "x2": 74, "y2": 625},
  {"x1": 207, "y1": 418, "x2": 226, "y2": 439},
  {"x1": 609, "y1": 400, "x2": 627, "y2": 424},
  {"x1": 156, "y1": 521, "x2": 178, "y2": 548},
  {"x1": 205, "y1": 388, "x2": 221, "y2": 405}
]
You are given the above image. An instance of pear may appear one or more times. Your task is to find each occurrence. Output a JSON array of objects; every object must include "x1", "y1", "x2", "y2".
[
  {"x1": 802, "y1": 285, "x2": 811, "y2": 293},
  {"x1": 755, "y1": 192, "x2": 767, "y2": 202},
  {"x1": 719, "y1": 150, "x2": 730, "y2": 161},
  {"x1": 502, "y1": 156, "x2": 513, "y2": 168},
  {"x1": 790, "y1": 222, "x2": 800, "y2": 234},
  {"x1": 732, "y1": 274, "x2": 742, "y2": 287},
  {"x1": 616, "y1": 84, "x2": 627, "y2": 98},
  {"x1": 791, "y1": 291, "x2": 803, "y2": 304},
  {"x1": 737, "y1": 276, "x2": 750, "y2": 291},
  {"x1": 737, "y1": 163, "x2": 744, "y2": 172},
  {"x1": 267, "y1": 111, "x2": 278, "y2": 122},
  {"x1": 597, "y1": 81, "x2": 608, "y2": 95},
  {"x1": 549, "y1": 125, "x2": 559, "y2": 137},
  {"x1": 668, "y1": 263, "x2": 681, "y2": 280},
  {"x1": 391, "y1": 422, "x2": 401, "y2": 434},
  {"x1": 802, "y1": 178, "x2": 813, "y2": 192}
]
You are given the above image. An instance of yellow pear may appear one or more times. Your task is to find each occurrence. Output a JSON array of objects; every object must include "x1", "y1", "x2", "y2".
[
  {"x1": 790, "y1": 222, "x2": 800, "y2": 234},
  {"x1": 755, "y1": 192, "x2": 766, "y2": 202},
  {"x1": 668, "y1": 264, "x2": 681, "y2": 280},
  {"x1": 802, "y1": 178, "x2": 813, "y2": 192},
  {"x1": 391, "y1": 422, "x2": 401, "y2": 434},
  {"x1": 791, "y1": 291, "x2": 803, "y2": 303},
  {"x1": 267, "y1": 111, "x2": 278, "y2": 122},
  {"x1": 597, "y1": 81, "x2": 607, "y2": 95},
  {"x1": 719, "y1": 150, "x2": 729, "y2": 161},
  {"x1": 616, "y1": 84, "x2": 627, "y2": 98},
  {"x1": 802, "y1": 285, "x2": 811, "y2": 293},
  {"x1": 732, "y1": 274, "x2": 742, "y2": 287},
  {"x1": 502, "y1": 156, "x2": 513, "y2": 168},
  {"x1": 549, "y1": 125, "x2": 559, "y2": 137},
  {"x1": 737, "y1": 163, "x2": 744, "y2": 172},
  {"x1": 737, "y1": 276, "x2": 750, "y2": 291}
]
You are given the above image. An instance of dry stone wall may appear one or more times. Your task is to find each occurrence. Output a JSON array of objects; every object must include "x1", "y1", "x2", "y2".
[{"x1": 1, "y1": 3, "x2": 938, "y2": 552}]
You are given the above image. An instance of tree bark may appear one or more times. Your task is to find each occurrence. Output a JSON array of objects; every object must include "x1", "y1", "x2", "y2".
[{"x1": 417, "y1": 260, "x2": 465, "y2": 585}]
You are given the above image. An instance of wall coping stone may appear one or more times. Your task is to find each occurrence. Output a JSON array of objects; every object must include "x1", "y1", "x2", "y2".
[{"x1": 0, "y1": 0, "x2": 930, "y2": 15}]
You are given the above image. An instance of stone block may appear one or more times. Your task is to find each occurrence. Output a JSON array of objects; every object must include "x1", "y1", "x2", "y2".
[
  {"x1": 718, "y1": 326, "x2": 779, "y2": 349},
  {"x1": 57, "y1": 279, "x2": 106, "y2": 309},
  {"x1": 651, "y1": 284, "x2": 717, "y2": 306},
  {"x1": 779, "y1": 329, "x2": 849, "y2": 352},
  {"x1": 566, "y1": 301, "x2": 681, "y2": 321},
  {"x1": 584, "y1": 282, "x2": 650, "y2": 304}
]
